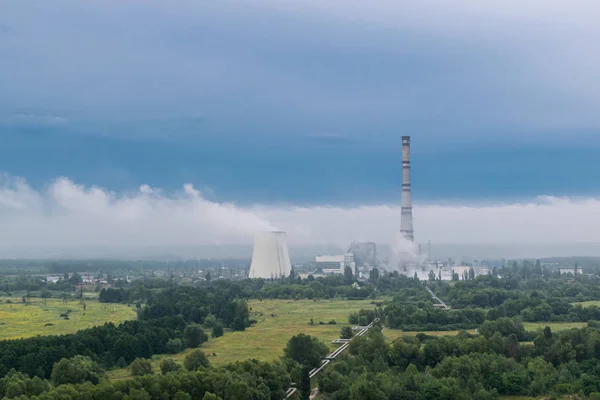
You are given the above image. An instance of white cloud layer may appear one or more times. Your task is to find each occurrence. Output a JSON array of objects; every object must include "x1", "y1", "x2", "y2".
[{"x1": 0, "y1": 176, "x2": 598, "y2": 258}]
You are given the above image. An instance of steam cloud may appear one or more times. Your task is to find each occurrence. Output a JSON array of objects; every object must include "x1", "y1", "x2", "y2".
[{"x1": 0, "y1": 175, "x2": 598, "y2": 257}]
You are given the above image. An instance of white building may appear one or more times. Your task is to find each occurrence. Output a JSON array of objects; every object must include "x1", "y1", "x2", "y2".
[
  {"x1": 45, "y1": 276, "x2": 60, "y2": 284},
  {"x1": 315, "y1": 253, "x2": 355, "y2": 274},
  {"x1": 559, "y1": 267, "x2": 580, "y2": 275}
]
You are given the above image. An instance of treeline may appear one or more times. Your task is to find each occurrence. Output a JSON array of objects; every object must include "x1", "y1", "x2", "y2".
[
  {"x1": 318, "y1": 321, "x2": 600, "y2": 399},
  {"x1": 0, "y1": 358, "x2": 291, "y2": 400},
  {"x1": 0, "y1": 285, "x2": 250, "y2": 378},
  {"x1": 427, "y1": 268, "x2": 600, "y2": 324},
  {"x1": 385, "y1": 303, "x2": 487, "y2": 331},
  {"x1": 0, "y1": 317, "x2": 184, "y2": 378}
]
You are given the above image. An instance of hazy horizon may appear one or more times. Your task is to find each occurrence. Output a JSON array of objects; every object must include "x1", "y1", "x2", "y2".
[{"x1": 2, "y1": 2, "x2": 600, "y2": 258}]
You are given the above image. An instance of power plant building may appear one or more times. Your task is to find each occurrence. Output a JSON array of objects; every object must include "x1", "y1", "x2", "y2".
[
  {"x1": 348, "y1": 241, "x2": 377, "y2": 267},
  {"x1": 249, "y1": 231, "x2": 292, "y2": 279},
  {"x1": 315, "y1": 254, "x2": 355, "y2": 274}
]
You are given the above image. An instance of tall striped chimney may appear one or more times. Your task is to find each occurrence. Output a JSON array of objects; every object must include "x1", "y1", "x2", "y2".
[{"x1": 400, "y1": 136, "x2": 414, "y2": 242}]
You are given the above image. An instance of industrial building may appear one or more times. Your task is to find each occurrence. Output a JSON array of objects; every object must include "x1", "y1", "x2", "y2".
[
  {"x1": 400, "y1": 136, "x2": 414, "y2": 242},
  {"x1": 249, "y1": 231, "x2": 292, "y2": 279},
  {"x1": 315, "y1": 253, "x2": 355, "y2": 274},
  {"x1": 348, "y1": 242, "x2": 377, "y2": 267}
]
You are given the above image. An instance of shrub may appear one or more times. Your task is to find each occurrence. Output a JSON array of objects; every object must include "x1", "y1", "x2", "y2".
[
  {"x1": 130, "y1": 358, "x2": 153, "y2": 376},
  {"x1": 212, "y1": 323, "x2": 224, "y2": 338},
  {"x1": 203, "y1": 314, "x2": 217, "y2": 328},
  {"x1": 183, "y1": 324, "x2": 208, "y2": 348},
  {"x1": 184, "y1": 350, "x2": 210, "y2": 371},
  {"x1": 51, "y1": 356, "x2": 104, "y2": 386},
  {"x1": 166, "y1": 338, "x2": 183, "y2": 354},
  {"x1": 160, "y1": 358, "x2": 181, "y2": 375},
  {"x1": 340, "y1": 326, "x2": 354, "y2": 339}
]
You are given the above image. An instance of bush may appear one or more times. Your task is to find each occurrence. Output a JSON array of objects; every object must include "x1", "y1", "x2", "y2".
[
  {"x1": 166, "y1": 338, "x2": 183, "y2": 354},
  {"x1": 203, "y1": 314, "x2": 217, "y2": 328},
  {"x1": 212, "y1": 323, "x2": 224, "y2": 338},
  {"x1": 184, "y1": 350, "x2": 210, "y2": 371},
  {"x1": 160, "y1": 358, "x2": 181, "y2": 375},
  {"x1": 50, "y1": 356, "x2": 104, "y2": 386},
  {"x1": 183, "y1": 324, "x2": 208, "y2": 348},
  {"x1": 340, "y1": 326, "x2": 354, "y2": 339},
  {"x1": 130, "y1": 358, "x2": 153, "y2": 376}
]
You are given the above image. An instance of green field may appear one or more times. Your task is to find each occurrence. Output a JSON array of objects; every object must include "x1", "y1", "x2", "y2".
[
  {"x1": 523, "y1": 322, "x2": 587, "y2": 332},
  {"x1": 0, "y1": 297, "x2": 137, "y2": 340},
  {"x1": 573, "y1": 300, "x2": 600, "y2": 308},
  {"x1": 108, "y1": 298, "x2": 379, "y2": 380},
  {"x1": 383, "y1": 329, "x2": 478, "y2": 342}
]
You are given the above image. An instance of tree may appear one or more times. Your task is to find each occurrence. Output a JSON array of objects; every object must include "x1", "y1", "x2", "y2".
[
  {"x1": 174, "y1": 392, "x2": 192, "y2": 400},
  {"x1": 184, "y1": 324, "x2": 208, "y2": 348},
  {"x1": 202, "y1": 393, "x2": 223, "y2": 400},
  {"x1": 160, "y1": 358, "x2": 181, "y2": 375},
  {"x1": 41, "y1": 289, "x2": 52, "y2": 306},
  {"x1": 203, "y1": 314, "x2": 217, "y2": 328},
  {"x1": 69, "y1": 272, "x2": 83, "y2": 285},
  {"x1": 212, "y1": 323, "x2": 224, "y2": 338},
  {"x1": 469, "y1": 267, "x2": 475, "y2": 280},
  {"x1": 428, "y1": 270, "x2": 436, "y2": 281},
  {"x1": 341, "y1": 326, "x2": 354, "y2": 339},
  {"x1": 50, "y1": 356, "x2": 104, "y2": 386},
  {"x1": 166, "y1": 338, "x2": 183, "y2": 354},
  {"x1": 344, "y1": 265, "x2": 353, "y2": 285},
  {"x1": 231, "y1": 300, "x2": 249, "y2": 331},
  {"x1": 369, "y1": 268, "x2": 379, "y2": 282},
  {"x1": 130, "y1": 358, "x2": 153, "y2": 376},
  {"x1": 124, "y1": 388, "x2": 151, "y2": 400},
  {"x1": 205, "y1": 271, "x2": 211, "y2": 282},
  {"x1": 184, "y1": 350, "x2": 210, "y2": 371},
  {"x1": 284, "y1": 334, "x2": 329, "y2": 369},
  {"x1": 299, "y1": 365, "x2": 311, "y2": 400}
]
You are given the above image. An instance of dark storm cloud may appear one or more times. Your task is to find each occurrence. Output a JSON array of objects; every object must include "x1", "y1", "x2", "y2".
[{"x1": 0, "y1": 0, "x2": 600, "y2": 149}]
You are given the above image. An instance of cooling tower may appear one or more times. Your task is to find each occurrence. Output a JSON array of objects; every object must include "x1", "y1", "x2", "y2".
[
  {"x1": 400, "y1": 136, "x2": 414, "y2": 242},
  {"x1": 249, "y1": 231, "x2": 292, "y2": 279}
]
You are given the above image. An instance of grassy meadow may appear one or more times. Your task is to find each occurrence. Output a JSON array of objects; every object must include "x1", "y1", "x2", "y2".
[
  {"x1": 0, "y1": 297, "x2": 137, "y2": 340},
  {"x1": 382, "y1": 329, "x2": 478, "y2": 342},
  {"x1": 573, "y1": 300, "x2": 600, "y2": 308},
  {"x1": 108, "y1": 298, "x2": 380, "y2": 380},
  {"x1": 522, "y1": 321, "x2": 587, "y2": 332}
]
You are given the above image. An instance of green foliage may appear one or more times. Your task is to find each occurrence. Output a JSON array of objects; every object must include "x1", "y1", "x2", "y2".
[
  {"x1": 386, "y1": 302, "x2": 485, "y2": 331},
  {"x1": 184, "y1": 349, "x2": 210, "y2": 371},
  {"x1": 202, "y1": 393, "x2": 222, "y2": 400},
  {"x1": 184, "y1": 323, "x2": 208, "y2": 348},
  {"x1": 174, "y1": 391, "x2": 193, "y2": 400},
  {"x1": 166, "y1": 338, "x2": 183, "y2": 354},
  {"x1": 50, "y1": 356, "x2": 104, "y2": 386},
  {"x1": 299, "y1": 366, "x2": 311, "y2": 400},
  {"x1": 284, "y1": 333, "x2": 329, "y2": 369},
  {"x1": 159, "y1": 358, "x2": 181, "y2": 375},
  {"x1": 203, "y1": 313, "x2": 217, "y2": 328},
  {"x1": 129, "y1": 358, "x2": 153, "y2": 376},
  {"x1": 212, "y1": 322, "x2": 224, "y2": 338},
  {"x1": 479, "y1": 318, "x2": 526, "y2": 340},
  {"x1": 340, "y1": 326, "x2": 354, "y2": 339}
]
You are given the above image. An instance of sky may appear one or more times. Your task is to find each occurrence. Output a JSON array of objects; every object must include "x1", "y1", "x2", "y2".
[{"x1": 1, "y1": 1, "x2": 600, "y2": 258}]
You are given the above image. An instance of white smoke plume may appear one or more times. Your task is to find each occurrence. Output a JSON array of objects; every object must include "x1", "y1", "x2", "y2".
[{"x1": 0, "y1": 175, "x2": 599, "y2": 258}]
